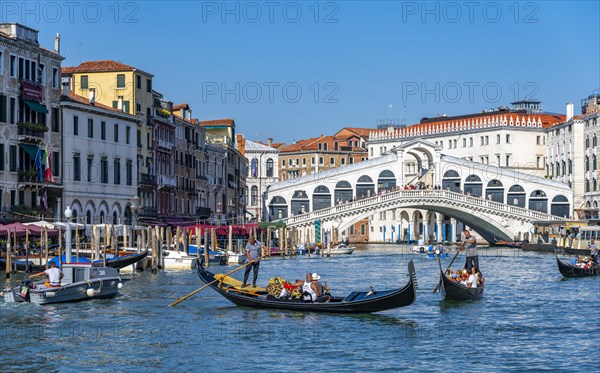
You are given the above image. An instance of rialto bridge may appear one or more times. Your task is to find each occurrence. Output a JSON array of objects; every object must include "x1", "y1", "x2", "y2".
[{"x1": 265, "y1": 140, "x2": 572, "y2": 243}]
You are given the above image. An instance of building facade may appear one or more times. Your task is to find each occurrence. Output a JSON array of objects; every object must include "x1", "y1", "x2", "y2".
[
  {"x1": 60, "y1": 93, "x2": 139, "y2": 224},
  {"x1": 0, "y1": 23, "x2": 63, "y2": 220},
  {"x1": 237, "y1": 136, "x2": 279, "y2": 222}
]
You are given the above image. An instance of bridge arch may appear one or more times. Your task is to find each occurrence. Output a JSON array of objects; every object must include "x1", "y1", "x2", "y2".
[
  {"x1": 334, "y1": 181, "x2": 353, "y2": 203},
  {"x1": 291, "y1": 190, "x2": 310, "y2": 215},
  {"x1": 356, "y1": 175, "x2": 375, "y2": 199},
  {"x1": 550, "y1": 195, "x2": 569, "y2": 218},
  {"x1": 313, "y1": 185, "x2": 331, "y2": 211},
  {"x1": 464, "y1": 175, "x2": 483, "y2": 197},
  {"x1": 486, "y1": 179, "x2": 504, "y2": 203},
  {"x1": 529, "y1": 190, "x2": 548, "y2": 213},
  {"x1": 269, "y1": 196, "x2": 288, "y2": 220},
  {"x1": 507, "y1": 185, "x2": 526, "y2": 207}
]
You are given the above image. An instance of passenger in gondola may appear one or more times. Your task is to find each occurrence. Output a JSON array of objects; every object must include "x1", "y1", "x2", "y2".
[
  {"x1": 459, "y1": 272, "x2": 469, "y2": 286},
  {"x1": 311, "y1": 273, "x2": 330, "y2": 302},
  {"x1": 467, "y1": 267, "x2": 478, "y2": 288},
  {"x1": 301, "y1": 273, "x2": 328, "y2": 302}
]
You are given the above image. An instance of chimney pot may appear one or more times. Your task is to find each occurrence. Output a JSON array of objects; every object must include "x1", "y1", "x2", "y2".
[
  {"x1": 566, "y1": 102, "x2": 574, "y2": 121},
  {"x1": 268, "y1": 138, "x2": 273, "y2": 147}
]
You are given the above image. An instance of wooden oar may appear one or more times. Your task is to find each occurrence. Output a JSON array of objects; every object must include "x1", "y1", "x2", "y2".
[
  {"x1": 433, "y1": 241, "x2": 465, "y2": 293},
  {"x1": 169, "y1": 256, "x2": 262, "y2": 307}
]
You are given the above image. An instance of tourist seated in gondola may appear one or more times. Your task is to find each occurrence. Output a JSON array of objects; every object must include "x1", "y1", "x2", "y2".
[
  {"x1": 311, "y1": 273, "x2": 330, "y2": 302},
  {"x1": 467, "y1": 267, "x2": 478, "y2": 288},
  {"x1": 300, "y1": 273, "x2": 329, "y2": 303},
  {"x1": 459, "y1": 272, "x2": 469, "y2": 286}
]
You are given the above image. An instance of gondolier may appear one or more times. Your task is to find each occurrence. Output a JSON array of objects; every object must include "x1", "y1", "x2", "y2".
[
  {"x1": 243, "y1": 236, "x2": 262, "y2": 288},
  {"x1": 588, "y1": 239, "x2": 598, "y2": 264},
  {"x1": 463, "y1": 230, "x2": 479, "y2": 271}
]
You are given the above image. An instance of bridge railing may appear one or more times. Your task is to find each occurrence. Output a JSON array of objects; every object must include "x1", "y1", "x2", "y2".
[{"x1": 285, "y1": 189, "x2": 564, "y2": 225}]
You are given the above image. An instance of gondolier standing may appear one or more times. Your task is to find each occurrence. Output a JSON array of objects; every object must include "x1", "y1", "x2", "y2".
[
  {"x1": 463, "y1": 230, "x2": 479, "y2": 271},
  {"x1": 243, "y1": 236, "x2": 262, "y2": 288},
  {"x1": 588, "y1": 239, "x2": 598, "y2": 264}
]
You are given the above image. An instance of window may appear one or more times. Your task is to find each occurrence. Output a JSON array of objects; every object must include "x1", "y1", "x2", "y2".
[
  {"x1": 536, "y1": 135, "x2": 541, "y2": 145},
  {"x1": 39, "y1": 64, "x2": 45, "y2": 84},
  {"x1": 10, "y1": 55, "x2": 16, "y2": 77},
  {"x1": 319, "y1": 157, "x2": 324, "y2": 165},
  {"x1": 122, "y1": 101, "x2": 130, "y2": 113},
  {"x1": 496, "y1": 134, "x2": 500, "y2": 144},
  {"x1": 114, "y1": 159, "x2": 121, "y2": 185},
  {"x1": 349, "y1": 157, "x2": 354, "y2": 164},
  {"x1": 282, "y1": 159, "x2": 286, "y2": 166},
  {"x1": 0, "y1": 94, "x2": 6, "y2": 122},
  {"x1": 586, "y1": 156, "x2": 590, "y2": 171},
  {"x1": 52, "y1": 67, "x2": 58, "y2": 88},
  {"x1": 323, "y1": 143, "x2": 328, "y2": 150},
  {"x1": 73, "y1": 155, "x2": 81, "y2": 181},
  {"x1": 506, "y1": 134, "x2": 510, "y2": 143},
  {"x1": 125, "y1": 126, "x2": 131, "y2": 144},
  {"x1": 18, "y1": 57, "x2": 23, "y2": 78},
  {"x1": 73, "y1": 115, "x2": 79, "y2": 135},
  {"x1": 126, "y1": 160, "x2": 133, "y2": 185},
  {"x1": 361, "y1": 224, "x2": 365, "y2": 235},
  {"x1": 101, "y1": 122, "x2": 106, "y2": 140},
  {"x1": 594, "y1": 134, "x2": 598, "y2": 147},
  {"x1": 266, "y1": 159, "x2": 273, "y2": 177},
  {"x1": 469, "y1": 137, "x2": 473, "y2": 147},
  {"x1": 87, "y1": 118, "x2": 93, "y2": 138},
  {"x1": 52, "y1": 151, "x2": 59, "y2": 177},
  {"x1": 251, "y1": 186, "x2": 258, "y2": 206},
  {"x1": 117, "y1": 74, "x2": 126, "y2": 88},
  {"x1": 463, "y1": 138, "x2": 467, "y2": 147},
  {"x1": 302, "y1": 158, "x2": 306, "y2": 165},
  {"x1": 480, "y1": 136, "x2": 484, "y2": 145},
  {"x1": 114, "y1": 124, "x2": 119, "y2": 142},
  {"x1": 0, "y1": 143, "x2": 4, "y2": 171},
  {"x1": 330, "y1": 157, "x2": 335, "y2": 165},
  {"x1": 136, "y1": 75, "x2": 141, "y2": 89},
  {"x1": 101, "y1": 157, "x2": 108, "y2": 183},
  {"x1": 51, "y1": 107, "x2": 59, "y2": 132},
  {"x1": 80, "y1": 75, "x2": 88, "y2": 89},
  {"x1": 341, "y1": 158, "x2": 346, "y2": 165},
  {"x1": 147, "y1": 78, "x2": 152, "y2": 93},
  {"x1": 586, "y1": 136, "x2": 590, "y2": 148},
  {"x1": 506, "y1": 154, "x2": 511, "y2": 166},
  {"x1": 87, "y1": 157, "x2": 93, "y2": 182}
]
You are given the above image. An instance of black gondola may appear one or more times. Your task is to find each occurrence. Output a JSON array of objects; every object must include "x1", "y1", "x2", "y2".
[
  {"x1": 93, "y1": 249, "x2": 149, "y2": 270},
  {"x1": 436, "y1": 256, "x2": 484, "y2": 301},
  {"x1": 556, "y1": 254, "x2": 600, "y2": 278},
  {"x1": 196, "y1": 258, "x2": 417, "y2": 313}
]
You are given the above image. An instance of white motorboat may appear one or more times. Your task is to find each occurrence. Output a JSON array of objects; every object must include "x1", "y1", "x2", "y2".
[
  {"x1": 161, "y1": 250, "x2": 197, "y2": 270},
  {"x1": 411, "y1": 245, "x2": 428, "y2": 253},
  {"x1": 320, "y1": 243, "x2": 355, "y2": 255},
  {"x1": 3, "y1": 263, "x2": 122, "y2": 304}
]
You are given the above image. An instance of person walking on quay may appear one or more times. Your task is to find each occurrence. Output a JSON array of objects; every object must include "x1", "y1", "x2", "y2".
[
  {"x1": 588, "y1": 239, "x2": 598, "y2": 264},
  {"x1": 463, "y1": 229, "x2": 479, "y2": 271},
  {"x1": 243, "y1": 236, "x2": 262, "y2": 288}
]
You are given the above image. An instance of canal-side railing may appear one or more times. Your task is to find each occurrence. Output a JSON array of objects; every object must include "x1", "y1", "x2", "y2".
[{"x1": 285, "y1": 189, "x2": 566, "y2": 226}]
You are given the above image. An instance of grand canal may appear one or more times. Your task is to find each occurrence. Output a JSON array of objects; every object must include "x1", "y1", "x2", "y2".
[{"x1": 1, "y1": 245, "x2": 599, "y2": 372}]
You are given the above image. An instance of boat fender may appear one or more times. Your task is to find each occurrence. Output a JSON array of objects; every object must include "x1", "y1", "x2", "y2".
[
  {"x1": 86, "y1": 288, "x2": 96, "y2": 297},
  {"x1": 117, "y1": 282, "x2": 123, "y2": 289},
  {"x1": 45, "y1": 292, "x2": 56, "y2": 297}
]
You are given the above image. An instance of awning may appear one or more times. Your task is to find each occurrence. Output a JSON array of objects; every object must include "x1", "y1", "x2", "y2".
[
  {"x1": 23, "y1": 99, "x2": 49, "y2": 114},
  {"x1": 19, "y1": 144, "x2": 40, "y2": 159}
]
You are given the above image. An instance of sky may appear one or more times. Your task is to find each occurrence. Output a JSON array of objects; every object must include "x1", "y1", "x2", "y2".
[{"x1": 4, "y1": 0, "x2": 599, "y2": 144}]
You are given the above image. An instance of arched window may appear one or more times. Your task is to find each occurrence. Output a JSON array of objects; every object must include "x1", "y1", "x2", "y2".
[
  {"x1": 112, "y1": 211, "x2": 118, "y2": 225},
  {"x1": 585, "y1": 179, "x2": 590, "y2": 192},
  {"x1": 268, "y1": 196, "x2": 288, "y2": 221},
  {"x1": 291, "y1": 190, "x2": 310, "y2": 215},
  {"x1": 586, "y1": 136, "x2": 590, "y2": 148},
  {"x1": 594, "y1": 155, "x2": 597, "y2": 171},
  {"x1": 251, "y1": 186, "x2": 258, "y2": 206},
  {"x1": 266, "y1": 159, "x2": 274, "y2": 177},
  {"x1": 442, "y1": 170, "x2": 461, "y2": 192},
  {"x1": 585, "y1": 156, "x2": 590, "y2": 171},
  {"x1": 561, "y1": 160, "x2": 566, "y2": 175},
  {"x1": 555, "y1": 162, "x2": 560, "y2": 176},
  {"x1": 377, "y1": 170, "x2": 396, "y2": 190},
  {"x1": 485, "y1": 179, "x2": 504, "y2": 203},
  {"x1": 356, "y1": 175, "x2": 375, "y2": 199},
  {"x1": 100, "y1": 211, "x2": 105, "y2": 224},
  {"x1": 550, "y1": 195, "x2": 570, "y2": 218},
  {"x1": 334, "y1": 181, "x2": 353, "y2": 203},
  {"x1": 86, "y1": 210, "x2": 92, "y2": 224},
  {"x1": 594, "y1": 134, "x2": 598, "y2": 147},
  {"x1": 508, "y1": 185, "x2": 526, "y2": 208},
  {"x1": 313, "y1": 185, "x2": 331, "y2": 211},
  {"x1": 529, "y1": 190, "x2": 548, "y2": 213},
  {"x1": 250, "y1": 158, "x2": 258, "y2": 177},
  {"x1": 464, "y1": 174, "x2": 482, "y2": 197},
  {"x1": 568, "y1": 159, "x2": 572, "y2": 174}
]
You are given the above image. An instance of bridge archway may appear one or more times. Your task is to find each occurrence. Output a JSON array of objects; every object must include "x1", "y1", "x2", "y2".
[
  {"x1": 507, "y1": 185, "x2": 526, "y2": 207},
  {"x1": 313, "y1": 185, "x2": 331, "y2": 210},
  {"x1": 291, "y1": 191, "x2": 310, "y2": 215},
  {"x1": 356, "y1": 175, "x2": 375, "y2": 199},
  {"x1": 550, "y1": 195, "x2": 569, "y2": 217},
  {"x1": 486, "y1": 179, "x2": 504, "y2": 203},
  {"x1": 377, "y1": 170, "x2": 396, "y2": 191},
  {"x1": 529, "y1": 190, "x2": 548, "y2": 213},
  {"x1": 464, "y1": 175, "x2": 483, "y2": 197},
  {"x1": 442, "y1": 170, "x2": 461, "y2": 192},
  {"x1": 269, "y1": 196, "x2": 288, "y2": 220},
  {"x1": 334, "y1": 181, "x2": 353, "y2": 203}
]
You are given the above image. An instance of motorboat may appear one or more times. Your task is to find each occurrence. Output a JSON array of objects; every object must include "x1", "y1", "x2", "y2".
[
  {"x1": 161, "y1": 250, "x2": 197, "y2": 270},
  {"x1": 187, "y1": 245, "x2": 228, "y2": 265},
  {"x1": 3, "y1": 263, "x2": 122, "y2": 304},
  {"x1": 319, "y1": 243, "x2": 355, "y2": 255}
]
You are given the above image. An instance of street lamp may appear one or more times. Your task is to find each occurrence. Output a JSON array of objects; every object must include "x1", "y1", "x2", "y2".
[{"x1": 64, "y1": 205, "x2": 73, "y2": 264}]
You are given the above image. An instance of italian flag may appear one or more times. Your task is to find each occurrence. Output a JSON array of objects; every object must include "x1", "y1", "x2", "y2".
[{"x1": 43, "y1": 145, "x2": 54, "y2": 183}]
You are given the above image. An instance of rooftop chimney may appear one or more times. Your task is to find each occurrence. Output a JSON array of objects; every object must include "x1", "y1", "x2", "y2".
[
  {"x1": 236, "y1": 134, "x2": 245, "y2": 156},
  {"x1": 566, "y1": 102, "x2": 574, "y2": 121},
  {"x1": 268, "y1": 138, "x2": 273, "y2": 147},
  {"x1": 54, "y1": 33, "x2": 60, "y2": 54},
  {"x1": 118, "y1": 96, "x2": 124, "y2": 111},
  {"x1": 89, "y1": 89, "x2": 96, "y2": 105}
]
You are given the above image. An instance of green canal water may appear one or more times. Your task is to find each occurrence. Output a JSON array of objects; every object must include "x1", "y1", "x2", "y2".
[{"x1": 1, "y1": 245, "x2": 598, "y2": 372}]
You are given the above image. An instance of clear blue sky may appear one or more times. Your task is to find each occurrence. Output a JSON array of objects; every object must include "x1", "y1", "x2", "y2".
[{"x1": 7, "y1": 1, "x2": 599, "y2": 144}]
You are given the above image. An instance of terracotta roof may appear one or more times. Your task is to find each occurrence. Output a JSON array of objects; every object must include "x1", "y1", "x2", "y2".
[
  {"x1": 173, "y1": 103, "x2": 189, "y2": 111},
  {"x1": 62, "y1": 66, "x2": 75, "y2": 74},
  {"x1": 369, "y1": 112, "x2": 567, "y2": 141},
  {"x1": 62, "y1": 60, "x2": 153, "y2": 76},
  {"x1": 336, "y1": 127, "x2": 372, "y2": 138},
  {"x1": 200, "y1": 119, "x2": 235, "y2": 127},
  {"x1": 60, "y1": 93, "x2": 139, "y2": 119}
]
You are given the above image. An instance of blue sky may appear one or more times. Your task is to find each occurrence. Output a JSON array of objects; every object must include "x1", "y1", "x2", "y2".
[{"x1": 6, "y1": 1, "x2": 599, "y2": 143}]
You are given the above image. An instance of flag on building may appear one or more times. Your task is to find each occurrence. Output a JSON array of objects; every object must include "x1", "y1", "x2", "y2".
[
  {"x1": 35, "y1": 147, "x2": 43, "y2": 182},
  {"x1": 43, "y1": 145, "x2": 54, "y2": 182}
]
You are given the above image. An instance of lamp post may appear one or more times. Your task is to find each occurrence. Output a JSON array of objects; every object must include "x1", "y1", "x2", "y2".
[
  {"x1": 64, "y1": 205, "x2": 73, "y2": 263},
  {"x1": 217, "y1": 201, "x2": 222, "y2": 225}
]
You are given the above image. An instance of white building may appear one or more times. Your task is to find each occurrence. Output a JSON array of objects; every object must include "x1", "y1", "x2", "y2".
[
  {"x1": 0, "y1": 23, "x2": 63, "y2": 219},
  {"x1": 237, "y1": 136, "x2": 279, "y2": 222},
  {"x1": 60, "y1": 93, "x2": 140, "y2": 224},
  {"x1": 545, "y1": 94, "x2": 600, "y2": 219}
]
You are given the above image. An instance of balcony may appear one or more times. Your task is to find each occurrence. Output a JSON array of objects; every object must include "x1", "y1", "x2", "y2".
[
  {"x1": 18, "y1": 170, "x2": 42, "y2": 185},
  {"x1": 157, "y1": 139, "x2": 174, "y2": 150},
  {"x1": 157, "y1": 175, "x2": 176, "y2": 189},
  {"x1": 17, "y1": 122, "x2": 48, "y2": 142},
  {"x1": 138, "y1": 173, "x2": 155, "y2": 186}
]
